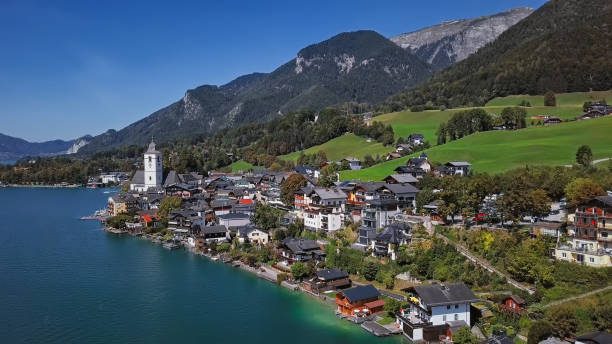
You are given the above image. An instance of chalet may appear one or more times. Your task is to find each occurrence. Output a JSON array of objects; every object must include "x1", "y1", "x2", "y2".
[
  {"x1": 336, "y1": 284, "x2": 385, "y2": 317},
  {"x1": 218, "y1": 212, "x2": 251, "y2": 229},
  {"x1": 585, "y1": 102, "x2": 612, "y2": 115},
  {"x1": 168, "y1": 209, "x2": 200, "y2": 235},
  {"x1": 395, "y1": 144, "x2": 413, "y2": 153},
  {"x1": 553, "y1": 195, "x2": 612, "y2": 267},
  {"x1": 386, "y1": 152, "x2": 403, "y2": 161},
  {"x1": 280, "y1": 238, "x2": 326, "y2": 263},
  {"x1": 294, "y1": 165, "x2": 320, "y2": 179},
  {"x1": 397, "y1": 282, "x2": 479, "y2": 342},
  {"x1": 394, "y1": 165, "x2": 427, "y2": 179},
  {"x1": 423, "y1": 200, "x2": 445, "y2": 223},
  {"x1": 543, "y1": 116, "x2": 562, "y2": 126},
  {"x1": 576, "y1": 110, "x2": 607, "y2": 121},
  {"x1": 237, "y1": 226, "x2": 268, "y2": 245},
  {"x1": 407, "y1": 133, "x2": 425, "y2": 145},
  {"x1": 195, "y1": 224, "x2": 228, "y2": 244},
  {"x1": 500, "y1": 295, "x2": 526, "y2": 316},
  {"x1": 407, "y1": 153, "x2": 432, "y2": 172},
  {"x1": 383, "y1": 183, "x2": 419, "y2": 210},
  {"x1": 304, "y1": 268, "x2": 351, "y2": 293},
  {"x1": 371, "y1": 223, "x2": 411, "y2": 260},
  {"x1": 436, "y1": 161, "x2": 471, "y2": 176},
  {"x1": 211, "y1": 199, "x2": 236, "y2": 216},
  {"x1": 384, "y1": 174, "x2": 418, "y2": 186},
  {"x1": 342, "y1": 158, "x2": 362, "y2": 170}
]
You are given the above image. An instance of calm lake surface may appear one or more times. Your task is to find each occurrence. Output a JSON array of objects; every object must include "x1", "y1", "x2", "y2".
[{"x1": 0, "y1": 187, "x2": 407, "y2": 343}]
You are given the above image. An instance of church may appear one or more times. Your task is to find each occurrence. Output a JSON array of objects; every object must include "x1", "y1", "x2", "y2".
[{"x1": 130, "y1": 140, "x2": 163, "y2": 192}]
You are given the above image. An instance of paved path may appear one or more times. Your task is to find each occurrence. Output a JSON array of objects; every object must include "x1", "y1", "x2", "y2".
[
  {"x1": 541, "y1": 285, "x2": 612, "y2": 309},
  {"x1": 436, "y1": 234, "x2": 536, "y2": 294},
  {"x1": 593, "y1": 157, "x2": 611, "y2": 165}
]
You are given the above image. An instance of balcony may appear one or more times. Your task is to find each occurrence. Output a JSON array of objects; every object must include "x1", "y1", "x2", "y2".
[{"x1": 556, "y1": 245, "x2": 611, "y2": 256}]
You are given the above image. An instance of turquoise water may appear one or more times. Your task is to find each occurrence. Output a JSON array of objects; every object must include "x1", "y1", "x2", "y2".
[{"x1": 0, "y1": 187, "x2": 407, "y2": 343}]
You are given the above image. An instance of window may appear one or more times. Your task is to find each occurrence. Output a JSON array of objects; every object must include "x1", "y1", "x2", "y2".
[
  {"x1": 454, "y1": 314, "x2": 459, "y2": 321},
  {"x1": 590, "y1": 257, "x2": 595, "y2": 263},
  {"x1": 562, "y1": 252, "x2": 567, "y2": 258},
  {"x1": 446, "y1": 305, "x2": 450, "y2": 310},
  {"x1": 443, "y1": 315, "x2": 447, "y2": 321},
  {"x1": 455, "y1": 305, "x2": 459, "y2": 309},
  {"x1": 149, "y1": 176, "x2": 152, "y2": 181},
  {"x1": 148, "y1": 156, "x2": 152, "y2": 163}
]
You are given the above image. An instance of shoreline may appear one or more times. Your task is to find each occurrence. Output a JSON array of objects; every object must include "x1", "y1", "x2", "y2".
[{"x1": 103, "y1": 228, "x2": 401, "y2": 339}]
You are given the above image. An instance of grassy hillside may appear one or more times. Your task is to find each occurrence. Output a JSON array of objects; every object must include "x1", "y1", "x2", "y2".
[
  {"x1": 228, "y1": 160, "x2": 262, "y2": 173},
  {"x1": 340, "y1": 116, "x2": 612, "y2": 181},
  {"x1": 280, "y1": 133, "x2": 393, "y2": 162},
  {"x1": 486, "y1": 90, "x2": 612, "y2": 107}
]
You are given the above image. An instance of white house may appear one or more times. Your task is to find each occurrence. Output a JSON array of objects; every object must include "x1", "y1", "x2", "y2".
[
  {"x1": 237, "y1": 226, "x2": 269, "y2": 245},
  {"x1": 397, "y1": 282, "x2": 479, "y2": 342}
]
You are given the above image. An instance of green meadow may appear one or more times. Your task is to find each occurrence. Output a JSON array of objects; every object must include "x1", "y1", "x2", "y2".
[
  {"x1": 280, "y1": 133, "x2": 393, "y2": 162},
  {"x1": 340, "y1": 116, "x2": 612, "y2": 181},
  {"x1": 228, "y1": 160, "x2": 262, "y2": 173}
]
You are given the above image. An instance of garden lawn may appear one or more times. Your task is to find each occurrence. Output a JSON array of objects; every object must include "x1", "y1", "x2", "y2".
[
  {"x1": 341, "y1": 116, "x2": 612, "y2": 180},
  {"x1": 280, "y1": 133, "x2": 393, "y2": 162}
]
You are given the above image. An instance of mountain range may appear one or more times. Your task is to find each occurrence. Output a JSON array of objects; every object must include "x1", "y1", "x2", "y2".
[
  {"x1": 0, "y1": 133, "x2": 91, "y2": 162},
  {"x1": 388, "y1": 0, "x2": 612, "y2": 108},
  {"x1": 10, "y1": 5, "x2": 549, "y2": 157}
]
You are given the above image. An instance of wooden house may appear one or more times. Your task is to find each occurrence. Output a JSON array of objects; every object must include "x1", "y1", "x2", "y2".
[{"x1": 335, "y1": 284, "x2": 385, "y2": 317}]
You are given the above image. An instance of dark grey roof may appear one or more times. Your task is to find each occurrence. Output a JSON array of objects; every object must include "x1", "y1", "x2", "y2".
[
  {"x1": 575, "y1": 331, "x2": 612, "y2": 344},
  {"x1": 383, "y1": 183, "x2": 420, "y2": 194},
  {"x1": 218, "y1": 213, "x2": 250, "y2": 220},
  {"x1": 385, "y1": 174, "x2": 418, "y2": 184},
  {"x1": 211, "y1": 199, "x2": 237, "y2": 208},
  {"x1": 447, "y1": 161, "x2": 471, "y2": 167},
  {"x1": 594, "y1": 195, "x2": 612, "y2": 207},
  {"x1": 375, "y1": 223, "x2": 411, "y2": 244},
  {"x1": 164, "y1": 170, "x2": 178, "y2": 187},
  {"x1": 447, "y1": 320, "x2": 469, "y2": 333},
  {"x1": 282, "y1": 238, "x2": 320, "y2": 253},
  {"x1": 411, "y1": 282, "x2": 479, "y2": 306},
  {"x1": 313, "y1": 187, "x2": 347, "y2": 200},
  {"x1": 200, "y1": 225, "x2": 227, "y2": 235},
  {"x1": 341, "y1": 284, "x2": 380, "y2": 303},
  {"x1": 408, "y1": 134, "x2": 424, "y2": 140},
  {"x1": 483, "y1": 335, "x2": 514, "y2": 344},
  {"x1": 131, "y1": 170, "x2": 144, "y2": 185},
  {"x1": 316, "y1": 268, "x2": 349, "y2": 281},
  {"x1": 359, "y1": 182, "x2": 385, "y2": 193},
  {"x1": 408, "y1": 157, "x2": 428, "y2": 166}
]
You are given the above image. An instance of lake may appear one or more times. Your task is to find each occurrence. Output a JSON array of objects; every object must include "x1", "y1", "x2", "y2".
[{"x1": 0, "y1": 187, "x2": 407, "y2": 343}]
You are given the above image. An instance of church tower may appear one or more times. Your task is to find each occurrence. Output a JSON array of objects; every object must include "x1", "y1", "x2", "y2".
[{"x1": 144, "y1": 139, "x2": 162, "y2": 190}]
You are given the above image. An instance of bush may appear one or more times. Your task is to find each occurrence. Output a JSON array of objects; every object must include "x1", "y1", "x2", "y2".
[
  {"x1": 361, "y1": 261, "x2": 379, "y2": 281},
  {"x1": 527, "y1": 320, "x2": 552, "y2": 344},
  {"x1": 291, "y1": 262, "x2": 309, "y2": 280},
  {"x1": 277, "y1": 272, "x2": 288, "y2": 285}
]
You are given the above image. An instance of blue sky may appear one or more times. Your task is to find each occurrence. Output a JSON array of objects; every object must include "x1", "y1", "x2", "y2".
[{"x1": 0, "y1": 0, "x2": 547, "y2": 142}]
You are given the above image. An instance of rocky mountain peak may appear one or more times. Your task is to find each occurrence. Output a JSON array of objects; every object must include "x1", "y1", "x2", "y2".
[{"x1": 390, "y1": 7, "x2": 534, "y2": 69}]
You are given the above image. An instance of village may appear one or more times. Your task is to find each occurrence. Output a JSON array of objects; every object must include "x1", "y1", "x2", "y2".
[{"x1": 91, "y1": 139, "x2": 612, "y2": 343}]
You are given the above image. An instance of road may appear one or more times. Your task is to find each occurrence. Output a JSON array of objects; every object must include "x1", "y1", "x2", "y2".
[{"x1": 435, "y1": 234, "x2": 536, "y2": 294}]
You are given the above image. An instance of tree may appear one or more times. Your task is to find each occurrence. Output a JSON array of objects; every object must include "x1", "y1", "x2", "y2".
[
  {"x1": 564, "y1": 178, "x2": 605, "y2": 208},
  {"x1": 290, "y1": 262, "x2": 309, "y2": 280},
  {"x1": 280, "y1": 173, "x2": 308, "y2": 207},
  {"x1": 544, "y1": 91, "x2": 556, "y2": 107},
  {"x1": 545, "y1": 305, "x2": 577, "y2": 339},
  {"x1": 318, "y1": 164, "x2": 339, "y2": 187},
  {"x1": 361, "y1": 261, "x2": 379, "y2": 281},
  {"x1": 529, "y1": 189, "x2": 552, "y2": 219},
  {"x1": 158, "y1": 196, "x2": 182, "y2": 220},
  {"x1": 527, "y1": 320, "x2": 552, "y2": 344},
  {"x1": 575, "y1": 145, "x2": 593, "y2": 167},
  {"x1": 436, "y1": 122, "x2": 447, "y2": 145},
  {"x1": 363, "y1": 154, "x2": 375, "y2": 168},
  {"x1": 254, "y1": 204, "x2": 284, "y2": 230},
  {"x1": 452, "y1": 327, "x2": 480, "y2": 344}
]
